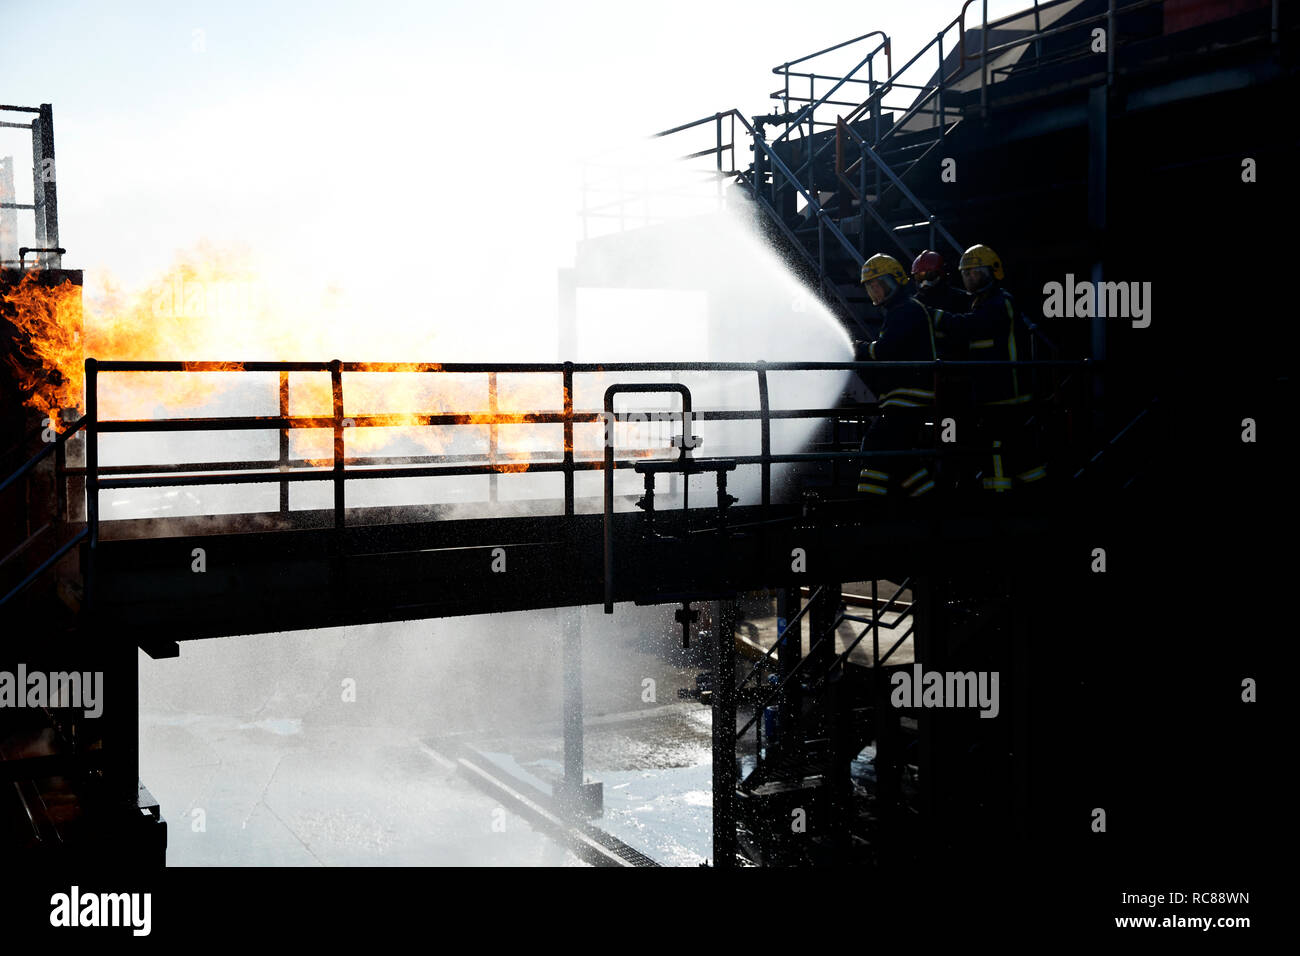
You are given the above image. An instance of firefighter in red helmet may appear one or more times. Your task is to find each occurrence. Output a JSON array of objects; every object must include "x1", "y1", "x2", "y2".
[{"x1": 911, "y1": 250, "x2": 968, "y2": 319}]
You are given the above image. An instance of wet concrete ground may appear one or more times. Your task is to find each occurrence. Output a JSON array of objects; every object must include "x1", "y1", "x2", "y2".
[
  {"x1": 138, "y1": 602, "x2": 711, "y2": 866},
  {"x1": 138, "y1": 589, "x2": 892, "y2": 866}
]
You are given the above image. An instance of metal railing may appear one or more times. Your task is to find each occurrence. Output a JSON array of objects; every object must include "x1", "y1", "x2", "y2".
[
  {"x1": 651, "y1": 0, "x2": 1288, "y2": 331},
  {"x1": 0, "y1": 103, "x2": 60, "y2": 269},
  {"x1": 0, "y1": 354, "x2": 1100, "y2": 610},
  {"x1": 735, "y1": 578, "x2": 916, "y2": 744},
  {"x1": 655, "y1": 109, "x2": 871, "y2": 331}
]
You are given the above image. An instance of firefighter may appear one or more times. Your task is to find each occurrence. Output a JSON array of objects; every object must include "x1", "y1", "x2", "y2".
[
  {"x1": 852, "y1": 254, "x2": 938, "y2": 498},
  {"x1": 911, "y1": 249, "x2": 969, "y2": 319},
  {"x1": 934, "y1": 244, "x2": 1046, "y2": 491},
  {"x1": 912, "y1": 248, "x2": 972, "y2": 412}
]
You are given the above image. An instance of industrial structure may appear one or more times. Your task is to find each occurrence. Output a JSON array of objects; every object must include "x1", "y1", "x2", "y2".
[{"x1": 1, "y1": 0, "x2": 1286, "y2": 870}]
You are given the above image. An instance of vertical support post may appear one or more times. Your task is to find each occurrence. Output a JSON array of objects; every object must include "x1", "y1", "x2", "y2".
[
  {"x1": 938, "y1": 33, "x2": 946, "y2": 137},
  {"x1": 867, "y1": 60, "x2": 875, "y2": 141},
  {"x1": 30, "y1": 117, "x2": 46, "y2": 251},
  {"x1": 756, "y1": 363, "x2": 770, "y2": 510},
  {"x1": 872, "y1": 577, "x2": 902, "y2": 819},
  {"x1": 561, "y1": 605, "x2": 584, "y2": 796},
  {"x1": 817, "y1": 216, "x2": 825, "y2": 284},
  {"x1": 775, "y1": 586, "x2": 803, "y2": 750},
  {"x1": 715, "y1": 112, "x2": 724, "y2": 205},
  {"x1": 981, "y1": 0, "x2": 989, "y2": 118},
  {"x1": 37, "y1": 105, "x2": 57, "y2": 267},
  {"x1": 712, "y1": 597, "x2": 738, "y2": 867},
  {"x1": 808, "y1": 581, "x2": 840, "y2": 675},
  {"x1": 84, "y1": 359, "x2": 135, "y2": 801},
  {"x1": 807, "y1": 76, "x2": 816, "y2": 199},
  {"x1": 55, "y1": 422, "x2": 67, "y2": 521},
  {"x1": 488, "y1": 372, "x2": 499, "y2": 504},
  {"x1": 279, "y1": 370, "x2": 290, "y2": 514},
  {"x1": 731, "y1": 112, "x2": 736, "y2": 174},
  {"x1": 1033, "y1": 0, "x2": 1042, "y2": 64},
  {"x1": 870, "y1": 61, "x2": 881, "y2": 201},
  {"x1": 84, "y1": 359, "x2": 99, "y2": 556},
  {"x1": 832, "y1": 416, "x2": 841, "y2": 488},
  {"x1": 0, "y1": 156, "x2": 17, "y2": 265},
  {"x1": 871, "y1": 579, "x2": 880, "y2": 664},
  {"x1": 330, "y1": 359, "x2": 345, "y2": 531},
  {"x1": 859, "y1": 140, "x2": 868, "y2": 257},
  {"x1": 562, "y1": 363, "x2": 575, "y2": 517}
]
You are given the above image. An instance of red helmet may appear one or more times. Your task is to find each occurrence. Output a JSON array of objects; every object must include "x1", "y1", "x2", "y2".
[{"x1": 911, "y1": 250, "x2": 945, "y2": 278}]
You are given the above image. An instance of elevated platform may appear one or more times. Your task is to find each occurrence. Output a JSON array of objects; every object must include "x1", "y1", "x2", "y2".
[{"x1": 85, "y1": 491, "x2": 1079, "y2": 643}]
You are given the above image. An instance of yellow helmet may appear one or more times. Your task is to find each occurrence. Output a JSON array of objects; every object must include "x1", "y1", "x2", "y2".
[
  {"x1": 958, "y1": 244, "x2": 1004, "y2": 281},
  {"x1": 860, "y1": 254, "x2": 907, "y2": 286}
]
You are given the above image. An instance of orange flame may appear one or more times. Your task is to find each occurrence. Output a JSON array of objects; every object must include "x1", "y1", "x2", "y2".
[
  {"x1": 2, "y1": 251, "x2": 677, "y2": 480},
  {"x1": 1, "y1": 271, "x2": 83, "y2": 426}
]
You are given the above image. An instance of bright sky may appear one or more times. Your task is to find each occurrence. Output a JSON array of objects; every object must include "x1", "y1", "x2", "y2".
[{"x1": 1, "y1": 0, "x2": 1029, "y2": 359}]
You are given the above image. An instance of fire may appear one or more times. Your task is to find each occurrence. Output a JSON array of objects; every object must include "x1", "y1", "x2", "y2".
[
  {"x1": 2, "y1": 248, "x2": 679, "y2": 485},
  {"x1": 1, "y1": 271, "x2": 83, "y2": 426}
]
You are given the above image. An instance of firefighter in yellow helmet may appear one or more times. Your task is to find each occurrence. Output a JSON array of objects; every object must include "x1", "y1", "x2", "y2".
[
  {"x1": 852, "y1": 253, "x2": 939, "y2": 498},
  {"x1": 933, "y1": 244, "x2": 1046, "y2": 491}
]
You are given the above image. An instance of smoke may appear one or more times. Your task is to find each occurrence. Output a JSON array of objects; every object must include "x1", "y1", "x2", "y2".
[{"x1": 132, "y1": 141, "x2": 854, "y2": 864}]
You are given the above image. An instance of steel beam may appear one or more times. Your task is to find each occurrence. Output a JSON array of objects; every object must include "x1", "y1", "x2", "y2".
[{"x1": 711, "y1": 597, "x2": 738, "y2": 866}]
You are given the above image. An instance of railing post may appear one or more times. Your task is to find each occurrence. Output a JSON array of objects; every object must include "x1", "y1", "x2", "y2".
[
  {"x1": 279, "y1": 370, "x2": 290, "y2": 514},
  {"x1": 716, "y1": 112, "x2": 724, "y2": 203},
  {"x1": 817, "y1": 214, "x2": 826, "y2": 285},
  {"x1": 84, "y1": 358, "x2": 98, "y2": 552},
  {"x1": 54, "y1": 413, "x2": 67, "y2": 521},
  {"x1": 730, "y1": 112, "x2": 736, "y2": 174},
  {"x1": 711, "y1": 597, "x2": 738, "y2": 867},
  {"x1": 859, "y1": 138, "x2": 868, "y2": 256},
  {"x1": 756, "y1": 362, "x2": 771, "y2": 510},
  {"x1": 937, "y1": 32, "x2": 946, "y2": 133},
  {"x1": 330, "y1": 359, "x2": 344, "y2": 530},
  {"x1": 776, "y1": 586, "x2": 804, "y2": 754},
  {"x1": 981, "y1": 0, "x2": 989, "y2": 117},
  {"x1": 806, "y1": 75, "x2": 816, "y2": 202},
  {"x1": 563, "y1": 363, "x2": 575, "y2": 517},
  {"x1": 488, "y1": 371, "x2": 499, "y2": 504}
]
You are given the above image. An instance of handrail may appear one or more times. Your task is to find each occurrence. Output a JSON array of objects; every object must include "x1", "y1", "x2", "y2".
[
  {"x1": 840, "y1": 122, "x2": 963, "y2": 255},
  {"x1": 0, "y1": 526, "x2": 87, "y2": 607},
  {"x1": 0, "y1": 414, "x2": 85, "y2": 495},
  {"x1": 732, "y1": 112, "x2": 865, "y2": 269},
  {"x1": 603, "y1": 383, "x2": 694, "y2": 613},
  {"x1": 769, "y1": 36, "x2": 890, "y2": 147},
  {"x1": 777, "y1": 30, "x2": 892, "y2": 72},
  {"x1": 738, "y1": 584, "x2": 826, "y2": 690},
  {"x1": 735, "y1": 608, "x2": 846, "y2": 742},
  {"x1": 0, "y1": 355, "x2": 1105, "y2": 615}
]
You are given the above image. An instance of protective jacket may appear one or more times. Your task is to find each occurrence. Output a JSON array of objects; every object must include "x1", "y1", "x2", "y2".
[
  {"x1": 916, "y1": 283, "x2": 970, "y2": 360},
  {"x1": 853, "y1": 282, "x2": 938, "y2": 409},
  {"x1": 932, "y1": 284, "x2": 1027, "y2": 405}
]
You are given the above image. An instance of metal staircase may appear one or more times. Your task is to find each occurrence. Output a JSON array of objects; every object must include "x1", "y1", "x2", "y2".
[{"x1": 652, "y1": 0, "x2": 1288, "y2": 336}]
